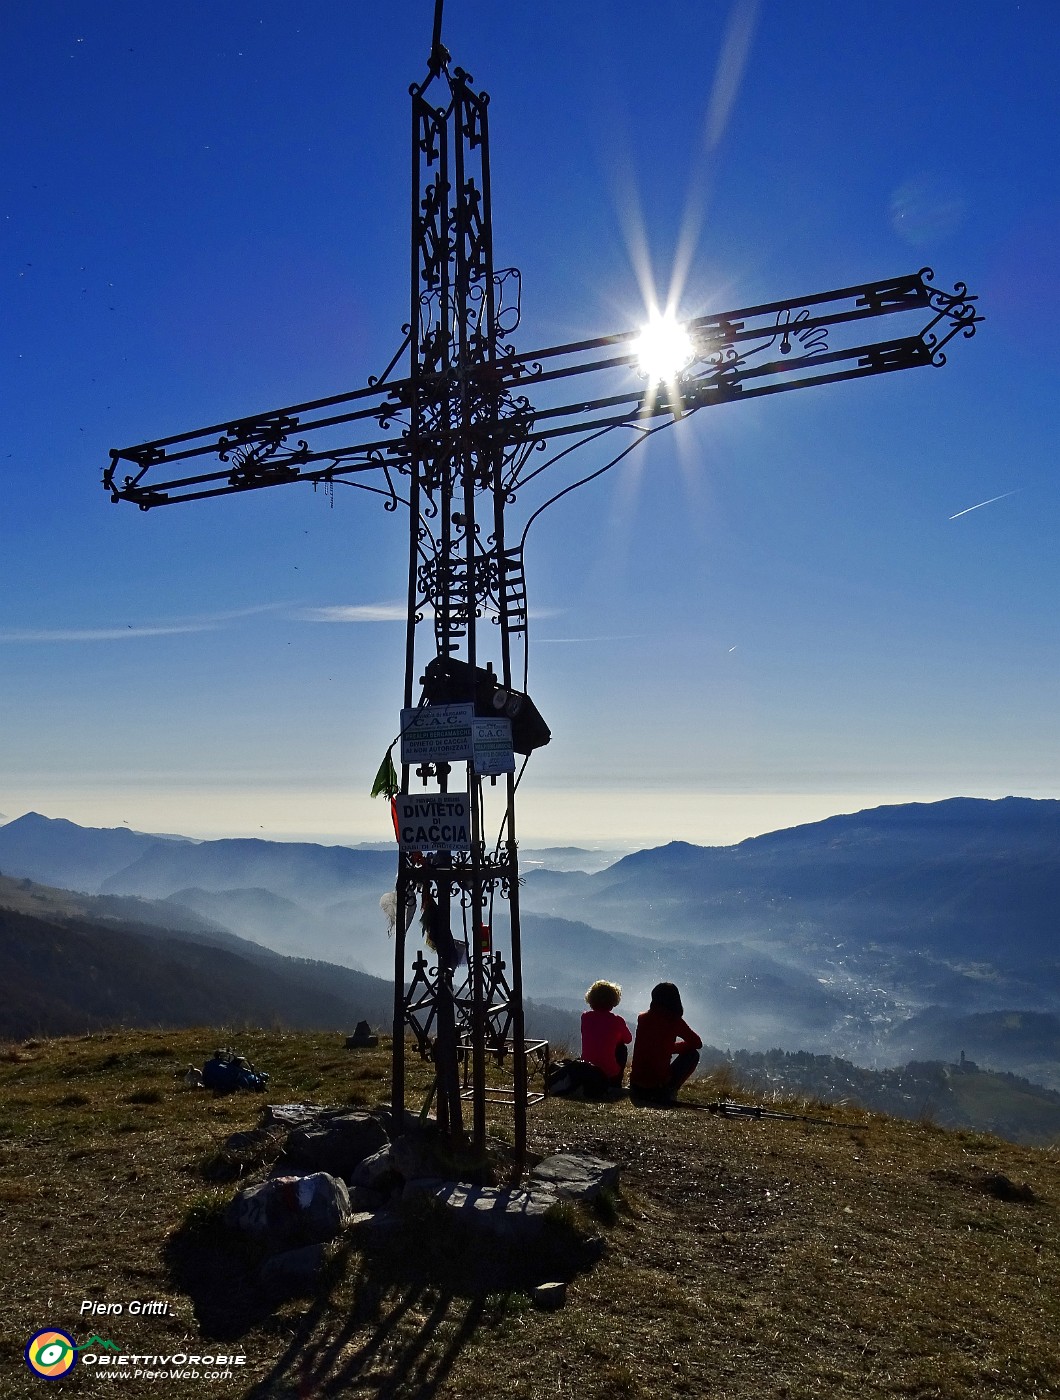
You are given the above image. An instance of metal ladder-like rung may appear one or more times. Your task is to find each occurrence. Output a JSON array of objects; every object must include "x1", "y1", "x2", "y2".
[{"x1": 502, "y1": 549, "x2": 528, "y2": 632}]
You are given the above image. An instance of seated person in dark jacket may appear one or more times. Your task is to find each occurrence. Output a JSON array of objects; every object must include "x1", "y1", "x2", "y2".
[{"x1": 629, "y1": 982, "x2": 702, "y2": 1101}]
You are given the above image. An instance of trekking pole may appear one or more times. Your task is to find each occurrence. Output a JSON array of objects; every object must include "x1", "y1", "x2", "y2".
[{"x1": 702, "y1": 1099, "x2": 837, "y2": 1127}]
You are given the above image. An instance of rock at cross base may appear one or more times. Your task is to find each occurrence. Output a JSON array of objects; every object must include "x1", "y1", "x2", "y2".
[
  {"x1": 283, "y1": 1111, "x2": 389, "y2": 1180},
  {"x1": 227, "y1": 1172, "x2": 354, "y2": 1250},
  {"x1": 389, "y1": 1127, "x2": 452, "y2": 1183},
  {"x1": 530, "y1": 1153, "x2": 620, "y2": 1202},
  {"x1": 351, "y1": 1145, "x2": 401, "y2": 1193},
  {"x1": 261, "y1": 1104, "x2": 331, "y2": 1131}
]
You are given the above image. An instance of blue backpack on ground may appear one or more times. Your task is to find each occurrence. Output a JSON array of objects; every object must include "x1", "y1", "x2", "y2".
[{"x1": 201, "y1": 1049, "x2": 270, "y2": 1094}]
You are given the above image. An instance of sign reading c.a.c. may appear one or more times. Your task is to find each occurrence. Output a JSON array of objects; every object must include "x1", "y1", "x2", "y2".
[
  {"x1": 400, "y1": 704, "x2": 475, "y2": 765},
  {"x1": 472, "y1": 716, "x2": 515, "y2": 775}
]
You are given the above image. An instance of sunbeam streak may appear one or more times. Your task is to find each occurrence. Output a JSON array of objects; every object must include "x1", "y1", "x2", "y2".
[{"x1": 671, "y1": 0, "x2": 761, "y2": 311}]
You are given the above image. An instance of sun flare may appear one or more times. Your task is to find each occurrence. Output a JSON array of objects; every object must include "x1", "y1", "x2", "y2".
[{"x1": 633, "y1": 312, "x2": 695, "y2": 384}]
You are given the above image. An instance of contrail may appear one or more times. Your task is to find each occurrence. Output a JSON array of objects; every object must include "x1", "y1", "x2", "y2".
[{"x1": 948, "y1": 491, "x2": 1017, "y2": 521}]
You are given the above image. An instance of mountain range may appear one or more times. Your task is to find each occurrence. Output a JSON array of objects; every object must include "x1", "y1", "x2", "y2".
[
  {"x1": 2, "y1": 800, "x2": 1058, "y2": 1087},
  {"x1": 518, "y1": 798, "x2": 1060, "y2": 1078}
]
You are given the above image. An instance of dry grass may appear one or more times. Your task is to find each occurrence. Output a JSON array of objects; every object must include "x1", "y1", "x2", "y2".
[{"x1": 0, "y1": 1032, "x2": 1058, "y2": 1398}]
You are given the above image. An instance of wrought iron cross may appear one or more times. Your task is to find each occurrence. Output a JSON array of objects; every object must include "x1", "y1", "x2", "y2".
[{"x1": 103, "y1": 4, "x2": 981, "y2": 1161}]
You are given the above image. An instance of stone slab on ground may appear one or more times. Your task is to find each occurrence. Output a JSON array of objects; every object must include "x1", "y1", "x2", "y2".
[
  {"x1": 259, "y1": 1242, "x2": 330, "y2": 1295},
  {"x1": 531, "y1": 1281, "x2": 568, "y2": 1311},
  {"x1": 399, "y1": 1176, "x2": 447, "y2": 1201},
  {"x1": 403, "y1": 1178, "x2": 562, "y2": 1241},
  {"x1": 262, "y1": 1104, "x2": 331, "y2": 1131},
  {"x1": 530, "y1": 1153, "x2": 620, "y2": 1201}
]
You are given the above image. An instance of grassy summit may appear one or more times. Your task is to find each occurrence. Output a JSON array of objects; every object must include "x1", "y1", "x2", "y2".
[{"x1": 1, "y1": 1028, "x2": 1057, "y2": 1398}]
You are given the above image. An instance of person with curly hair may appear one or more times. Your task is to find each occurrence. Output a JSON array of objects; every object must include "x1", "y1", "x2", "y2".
[{"x1": 580, "y1": 979, "x2": 633, "y2": 1090}]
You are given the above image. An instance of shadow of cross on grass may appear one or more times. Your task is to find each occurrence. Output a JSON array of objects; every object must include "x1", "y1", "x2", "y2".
[
  {"x1": 245, "y1": 1276, "x2": 503, "y2": 1400},
  {"x1": 165, "y1": 1187, "x2": 603, "y2": 1397}
]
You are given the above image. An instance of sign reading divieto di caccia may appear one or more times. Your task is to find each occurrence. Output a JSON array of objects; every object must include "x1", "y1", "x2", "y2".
[{"x1": 395, "y1": 793, "x2": 471, "y2": 851}]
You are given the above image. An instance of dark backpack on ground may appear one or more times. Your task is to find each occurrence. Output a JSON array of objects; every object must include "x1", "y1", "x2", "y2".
[
  {"x1": 201, "y1": 1049, "x2": 270, "y2": 1094},
  {"x1": 546, "y1": 1057, "x2": 610, "y2": 1100}
]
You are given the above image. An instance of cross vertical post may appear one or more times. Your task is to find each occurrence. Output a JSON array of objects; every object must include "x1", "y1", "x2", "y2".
[{"x1": 396, "y1": 52, "x2": 537, "y2": 1157}]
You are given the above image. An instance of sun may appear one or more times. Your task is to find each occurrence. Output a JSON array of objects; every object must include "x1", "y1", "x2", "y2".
[{"x1": 632, "y1": 311, "x2": 695, "y2": 385}]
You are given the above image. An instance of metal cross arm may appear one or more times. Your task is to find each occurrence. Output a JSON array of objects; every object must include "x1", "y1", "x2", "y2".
[
  {"x1": 503, "y1": 268, "x2": 980, "y2": 444},
  {"x1": 102, "y1": 267, "x2": 979, "y2": 513},
  {"x1": 102, "y1": 378, "x2": 415, "y2": 512}
]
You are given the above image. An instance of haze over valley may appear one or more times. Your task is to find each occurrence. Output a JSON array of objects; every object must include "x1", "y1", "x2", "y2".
[{"x1": 2, "y1": 798, "x2": 1059, "y2": 1098}]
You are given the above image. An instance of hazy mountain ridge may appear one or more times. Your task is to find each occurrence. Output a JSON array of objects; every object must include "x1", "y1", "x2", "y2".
[
  {"x1": 163, "y1": 885, "x2": 357, "y2": 966},
  {"x1": 879, "y1": 1007, "x2": 1060, "y2": 1086},
  {"x1": 0, "y1": 814, "x2": 167, "y2": 893},
  {"x1": 0, "y1": 813, "x2": 397, "y2": 974},
  {"x1": 577, "y1": 798, "x2": 1060, "y2": 954},
  {"x1": 0, "y1": 903, "x2": 392, "y2": 1040},
  {"x1": 518, "y1": 911, "x2": 845, "y2": 1038},
  {"x1": 0, "y1": 870, "x2": 233, "y2": 941},
  {"x1": 0, "y1": 871, "x2": 396, "y2": 1038},
  {"x1": 515, "y1": 797, "x2": 1060, "y2": 1078},
  {"x1": 100, "y1": 836, "x2": 394, "y2": 905}
]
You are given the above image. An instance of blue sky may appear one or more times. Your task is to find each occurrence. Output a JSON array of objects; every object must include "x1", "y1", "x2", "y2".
[{"x1": 2, "y1": 0, "x2": 1058, "y2": 848}]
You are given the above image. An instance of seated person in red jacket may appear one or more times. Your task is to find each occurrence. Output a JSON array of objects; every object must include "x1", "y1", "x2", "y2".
[
  {"x1": 629, "y1": 982, "x2": 702, "y2": 1101},
  {"x1": 580, "y1": 979, "x2": 633, "y2": 1088}
]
